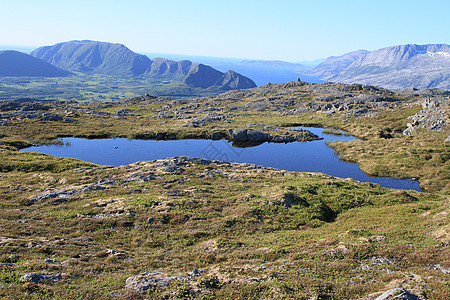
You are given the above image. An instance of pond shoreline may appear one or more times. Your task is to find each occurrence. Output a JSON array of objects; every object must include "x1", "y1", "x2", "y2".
[{"x1": 22, "y1": 127, "x2": 421, "y2": 192}]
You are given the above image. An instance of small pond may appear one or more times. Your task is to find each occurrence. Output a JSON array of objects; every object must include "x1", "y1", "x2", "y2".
[{"x1": 22, "y1": 127, "x2": 421, "y2": 191}]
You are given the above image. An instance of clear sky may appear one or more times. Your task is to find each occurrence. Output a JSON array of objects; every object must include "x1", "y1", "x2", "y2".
[{"x1": 1, "y1": 0, "x2": 449, "y2": 62}]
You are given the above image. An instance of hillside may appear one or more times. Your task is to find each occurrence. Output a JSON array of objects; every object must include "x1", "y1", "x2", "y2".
[
  {"x1": 31, "y1": 40, "x2": 152, "y2": 76},
  {"x1": 308, "y1": 44, "x2": 450, "y2": 90},
  {"x1": 307, "y1": 49, "x2": 369, "y2": 79},
  {"x1": 0, "y1": 50, "x2": 71, "y2": 77},
  {"x1": 31, "y1": 40, "x2": 256, "y2": 90},
  {"x1": 0, "y1": 81, "x2": 448, "y2": 298}
]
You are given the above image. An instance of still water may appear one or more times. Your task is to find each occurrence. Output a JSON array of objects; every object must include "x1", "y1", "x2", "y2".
[{"x1": 22, "y1": 127, "x2": 421, "y2": 191}]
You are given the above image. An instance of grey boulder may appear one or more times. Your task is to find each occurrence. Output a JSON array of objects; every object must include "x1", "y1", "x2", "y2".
[{"x1": 375, "y1": 288, "x2": 420, "y2": 300}]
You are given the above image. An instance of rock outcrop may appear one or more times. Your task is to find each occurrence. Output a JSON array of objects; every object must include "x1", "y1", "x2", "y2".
[
  {"x1": 403, "y1": 97, "x2": 448, "y2": 135},
  {"x1": 374, "y1": 288, "x2": 420, "y2": 300},
  {"x1": 20, "y1": 273, "x2": 63, "y2": 284},
  {"x1": 125, "y1": 270, "x2": 202, "y2": 293}
]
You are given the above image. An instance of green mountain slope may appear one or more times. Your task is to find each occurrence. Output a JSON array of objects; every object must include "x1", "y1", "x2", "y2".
[{"x1": 31, "y1": 40, "x2": 257, "y2": 90}]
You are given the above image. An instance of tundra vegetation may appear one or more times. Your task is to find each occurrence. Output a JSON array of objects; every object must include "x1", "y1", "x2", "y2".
[{"x1": 0, "y1": 81, "x2": 448, "y2": 299}]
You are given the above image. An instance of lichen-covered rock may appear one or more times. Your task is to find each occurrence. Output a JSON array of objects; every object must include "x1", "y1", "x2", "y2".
[
  {"x1": 374, "y1": 288, "x2": 420, "y2": 300},
  {"x1": 403, "y1": 97, "x2": 448, "y2": 135},
  {"x1": 125, "y1": 269, "x2": 202, "y2": 293},
  {"x1": 20, "y1": 273, "x2": 63, "y2": 284}
]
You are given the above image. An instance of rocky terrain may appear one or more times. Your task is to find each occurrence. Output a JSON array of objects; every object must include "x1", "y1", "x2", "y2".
[
  {"x1": 30, "y1": 40, "x2": 257, "y2": 91},
  {"x1": 0, "y1": 81, "x2": 448, "y2": 298},
  {"x1": 0, "y1": 80, "x2": 448, "y2": 192},
  {"x1": 0, "y1": 155, "x2": 448, "y2": 298},
  {"x1": 308, "y1": 44, "x2": 450, "y2": 90}
]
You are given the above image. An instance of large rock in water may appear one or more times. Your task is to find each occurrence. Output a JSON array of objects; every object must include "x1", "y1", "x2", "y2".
[
  {"x1": 247, "y1": 129, "x2": 270, "y2": 142},
  {"x1": 227, "y1": 128, "x2": 320, "y2": 143},
  {"x1": 229, "y1": 129, "x2": 248, "y2": 141},
  {"x1": 228, "y1": 129, "x2": 269, "y2": 142}
]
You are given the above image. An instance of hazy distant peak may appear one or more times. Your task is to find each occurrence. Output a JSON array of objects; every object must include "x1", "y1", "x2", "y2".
[
  {"x1": 308, "y1": 49, "x2": 369, "y2": 79},
  {"x1": 0, "y1": 50, "x2": 71, "y2": 77},
  {"x1": 311, "y1": 43, "x2": 450, "y2": 90},
  {"x1": 31, "y1": 40, "x2": 152, "y2": 76}
]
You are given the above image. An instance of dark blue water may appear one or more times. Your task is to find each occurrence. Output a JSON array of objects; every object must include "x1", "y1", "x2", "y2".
[{"x1": 22, "y1": 127, "x2": 421, "y2": 191}]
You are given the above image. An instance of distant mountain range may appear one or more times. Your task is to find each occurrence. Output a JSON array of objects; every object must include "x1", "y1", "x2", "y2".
[
  {"x1": 307, "y1": 44, "x2": 450, "y2": 90},
  {"x1": 30, "y1": 40, "x2": 256, "y2": 90},
  {"x1": 0, "y1": 50, "x2": 71, "y2": 77},
  {"x1": 2, "y1": 41, "x2": 449, "y2": 91},
  {"x1": 307, "y1": 50, "x2": 369, "y2": 79}
]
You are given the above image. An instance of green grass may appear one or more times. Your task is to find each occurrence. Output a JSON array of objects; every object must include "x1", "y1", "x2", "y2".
[
  {"x1": 0, "y1": 151, "x2": 97, "y2": 172},
  {"x1": 0, "y1": 75, "x2": 231, "y2": 102},
  {"x1": 0, "y1": 81, "x2": 449, "y2": 298},
  {"x1": 0, "y1": 159, "x2": 447, "y2": 299}
]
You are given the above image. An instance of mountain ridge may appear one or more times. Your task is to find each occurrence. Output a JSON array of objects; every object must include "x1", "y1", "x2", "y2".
[
  {"x1": 308, "y1": 44, "x2": 450, "y2": 90},
  {"x1": 31, "y1": 40, "x2": 256, "y2": 90},
  {"x1": 0, "y1": 50, "x2": 71, "y2": 77}
]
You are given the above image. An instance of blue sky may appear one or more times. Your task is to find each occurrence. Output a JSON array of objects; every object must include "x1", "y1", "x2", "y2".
[{"x1": 1, "y1": 0, "x2": 449, "y2": 61}]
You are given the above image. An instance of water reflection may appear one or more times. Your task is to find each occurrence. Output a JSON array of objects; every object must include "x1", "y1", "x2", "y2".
[{"x1": 21, "y1": 127, "x2": 420, "y2": 191}]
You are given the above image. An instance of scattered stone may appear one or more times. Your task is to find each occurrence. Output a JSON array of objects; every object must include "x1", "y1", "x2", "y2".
[
  {"x1": 30, "y1": 184, "x2": 109, "y2": 204},
  {"x1": 0, "y1": 101, "x2": 50, "y2": 112},
  {"x1": 0, "y1": 111, "x2": 65, "y2": 121},
  {"x1": 29, "y1": 190, "x2": 74, "y2": 203},
  {"x1": 0, "y1": 263, "x2": 18, "y2": 267},
  {"x1": 5, "y1": 254, "x2": 19, "y2": 263},
  {"x1": 74, "y1": 166, "x2": 114, "y2": 171},
  {"x1": 163, "y1": 165, "x2": 185, "y2": 174},
  {"x1": 188, "y1": 114, "x2": 227, "y2": 127},
  {"x1": 429, "y1": 264, "x2": 450, "y2": 274},
  {"x1": 374, "y1": 288, "x2": 420, "y2": 300},
  {"x1": 122, "y1": 173, "x2": 159, "y2": 183},
  {"x1": 20, "y1": 273, "x2": 63, "y2": 284},
  {"x1": 96, "y1": 178, "x2": 115, "y2": 185},
  {"x1": 44, "y1": 259, "x2": 60, "y2": 264},
  {"x1": 79, "y1": 185, "x2": 105, "y2": 193},
  {"x1": 0, "y1": 120, "x2": 11, "y2": 126},
  {"x1": 403, "y1": 97, "x2": 448, "y2": 135},
  {"x1": 125, "y1": 270, "x2": 202, "y2": 293}
]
